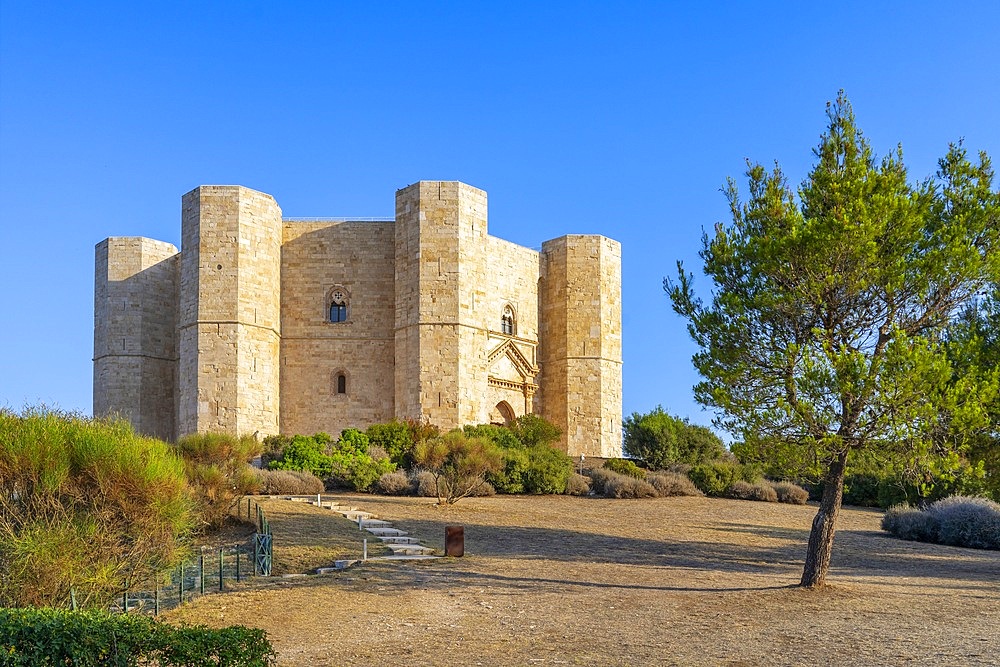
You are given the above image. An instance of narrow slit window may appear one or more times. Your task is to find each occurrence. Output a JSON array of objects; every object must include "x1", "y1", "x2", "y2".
[{"x1": 336, "y1": 373, "x2": 347, "y2": 394}]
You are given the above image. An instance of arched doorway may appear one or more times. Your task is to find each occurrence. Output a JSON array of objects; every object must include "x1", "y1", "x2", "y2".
[{"x1": 491, "y1": 401, "x2": 516, "y2": 426}]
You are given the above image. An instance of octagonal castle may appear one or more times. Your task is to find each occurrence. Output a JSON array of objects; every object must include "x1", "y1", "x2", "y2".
[{"x1": 94, "y1": 181, "x2": 622, "y2": 457}]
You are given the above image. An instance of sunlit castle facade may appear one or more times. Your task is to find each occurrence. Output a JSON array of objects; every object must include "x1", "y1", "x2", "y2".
[{"x1": 94, "y1": 181, "x2": 622, "y2": 457}]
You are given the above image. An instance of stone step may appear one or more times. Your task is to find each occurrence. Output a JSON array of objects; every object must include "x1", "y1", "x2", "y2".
[
  {"x1": 385, "y1": 543, "x2": 435, "y2": 555},
  {"x1": 377, "y1": 536, "x2": 420, "y2": 545},
  {"x1": 340, "y1": 511, "x2": 375, "y2": 521},
  {"x1": 360, "y1": 519, "x2": 391, "y2": 528},
  {"x1": 366, "y1": 527, "x2": 406, "y2": 537}
]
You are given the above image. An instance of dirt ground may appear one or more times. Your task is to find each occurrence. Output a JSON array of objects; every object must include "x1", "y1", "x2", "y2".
[{"x1": 166, "y1": 494, "x2": 1000, "y2": 666}]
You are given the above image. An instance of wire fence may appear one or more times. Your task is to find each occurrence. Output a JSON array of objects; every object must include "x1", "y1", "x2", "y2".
[{"x1": 100, "y1": 497, "x2": 272, "y2": 616}]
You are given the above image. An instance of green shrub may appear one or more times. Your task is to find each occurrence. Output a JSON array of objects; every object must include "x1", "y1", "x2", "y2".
[
  {"x1": 326, "y1": 448, "x2": 395, "y2": 492},
  {"x1": 251, "y1": 468, "x2": 324, "y2": 495},
  {"x1": 882, "y1": 496, "x2": 1000, "y2": 549},
  {"x1": 365, "y1": 420, "x2": 417, "y2": 468},
  {"x1": 376, "y1": 470, "x2": 413, "y2": 495},
  {"x1": 523, "y1": 445, "x2": 573, "y2": 494},
  {"x1": 175, "y1": 432, "x2": 261, "y2": 531},
  {"x1": 464, "y1": 423, "x2": 524, "y2": 449},
  {"x1": 687, "y1": 461, "x2": 741, "y2": 496},
  {"x1": 726, "y1": 480, "x2": 778, "y2": 502},
  {"x1": 0, "y1": 607, "x2": 275, "y2": 666},
  {"x1": 769, "y1": 481, "x2": 810, "y2": 505},
  {"x1": 604, "y1": 458, "x2": 647, "y2": 479},
  {"x1": 509, "y1": 414, "x2": 562, "y2": 448},
  {"x1": 564, "y1": 473, "x2": 592, "y2": 496},
  {"x1": 647, "y1": 471, "x2": 704, "y2": 497},
  {"x1": 268, "y1": 431, "x2": 396, "y2": 492},
  {"x1": 0, "y1": 408, "x2": 193, "y2": 609},
  {"x1": 601, "y1": 471, "x2": 658, "y2": 498},
  {"x1": 268, "y1": 435, "x2": 333, "y2": 478},
  {"x1": 623, "y1": 407, "x2": 726, "y2": 468},
  {"x1": 486, "y1": 447, "x2": 530, "y2": 494}
]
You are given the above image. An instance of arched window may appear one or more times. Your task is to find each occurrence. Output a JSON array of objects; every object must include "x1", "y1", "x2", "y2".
[
  {"x1": 336, "y1": 373, "x2": 347, "y2": 394},
  {"x1": 328, "y1": 287, "x2": 350, "y2": 323},
  {"x1": 501, "y1": 305, "x2": 516, "y2": 336}
]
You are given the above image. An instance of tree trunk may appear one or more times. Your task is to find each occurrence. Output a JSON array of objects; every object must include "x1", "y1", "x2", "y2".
[{"x1": 800, "y1": 449, "x2": 849, "y2": 588}]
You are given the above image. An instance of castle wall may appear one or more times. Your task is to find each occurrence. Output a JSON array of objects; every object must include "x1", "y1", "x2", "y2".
[
  {"x1": 94, "y1": 180, "x2": 621, "y2": 457},
  {"x1": 393, "y1": 182, "x2": 543, "y2": 430},
  {"x1": 539, "y1": 235, "x2": 623, "y2": 457},
  {"x1": 93, "y1": 237, "x2": 179, "y2": 441},
  {"x1": 280, "y1": 221, "x2": 396, "y2": 436},
  {"x1": 394, "y1": 182, "x2": 481, "y2": 428},
  {"x1": 477, "y1": 235, "x2": 541, "y2": 421},
  {"x1": 177, "y1": 186, "x2": 282, "y2": 437}
]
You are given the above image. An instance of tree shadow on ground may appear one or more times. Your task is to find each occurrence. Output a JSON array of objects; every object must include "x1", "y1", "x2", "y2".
[{"x1": 379, "y1": 515, "x2": 1000, "y2": 590}]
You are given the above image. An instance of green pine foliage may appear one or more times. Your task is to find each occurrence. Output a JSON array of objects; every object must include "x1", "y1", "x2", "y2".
[{"x1": 667, "y1": 92, "x2": 1000, "y2": 586}]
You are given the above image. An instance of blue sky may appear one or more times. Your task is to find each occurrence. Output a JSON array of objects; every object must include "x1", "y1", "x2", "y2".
[{"x1": 1, "y1": 1, "x2": 998, "y2": 434}]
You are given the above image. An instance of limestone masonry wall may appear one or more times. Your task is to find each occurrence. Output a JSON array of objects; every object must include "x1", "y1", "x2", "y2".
[
  {"x1": 281, "y1": 221, "x2": 395, "y2": 436},
  {"x1": 94, "y1": 181, "x2": 622, "y2": 457},
  {"x1": 94, "y1": 237, "x2": 179, "y2": 442}
]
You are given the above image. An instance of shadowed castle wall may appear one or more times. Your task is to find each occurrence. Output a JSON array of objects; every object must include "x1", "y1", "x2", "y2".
[
  {"x1": 280, "y1": 220, "x2": 396, "y2": 436},
  {"x1": 93, "y1": 237, "x2": 179, "y2": 441}
]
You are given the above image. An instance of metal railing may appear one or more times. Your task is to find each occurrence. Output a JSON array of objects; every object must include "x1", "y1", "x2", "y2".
[{"x1": 104, "y1": 497, "x2": 273, "y2": 616}]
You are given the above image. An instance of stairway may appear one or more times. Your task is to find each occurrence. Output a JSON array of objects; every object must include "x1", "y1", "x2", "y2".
[{"x1": 284, "y1": 495, "x2": 439, "y2": 570}]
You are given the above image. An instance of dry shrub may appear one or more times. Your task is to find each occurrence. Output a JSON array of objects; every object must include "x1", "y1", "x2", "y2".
[
  {"x1": 585, "y1": 468, "x2": 618, "y2": 496},
  {"x1": 882, "y1": 496, "x2": 1000, "y2": 550},
  {"x1": 564, "y1": 473, "x2": 592, "y2": 496},
  {"x1": 602, "y1": 472, "x2": 658, "y2": 499},
  {"x1": 251, "y1": 468, "x2": 324, "y2": 495},
  {"x1": 769, "y1": 481, "x2": 809, "y2": 505},
  {"x1": 881, "y1": 504, "x2": 937, "y2": 543},
  {"x1": 931, "y1": 496, "x2": 1000, "y2": 549},
  {"x1": 471, "y1": 481, "x2": 497, "y2": 497},
  {"x1": 377, "y1": 470, "x2": 412, "y2": 495},
  {"x1": 726, "y1": 480, "x2": 778, "y2": 502},
  {"x1": 367, "y1": 445, "x2": 390, "y2": 462},
  {"x1": 411, "y1": 470, "x2": 449, "y2": 498},
  {"x1": 648, "y1": 471, "x2": 704, "y2": 497},
  {"x1": 175, "y1": 432, "x2": 261, "y2": 530},
  {"x1": 413, "y1": 432, "x2": 503, "y2": 504}
]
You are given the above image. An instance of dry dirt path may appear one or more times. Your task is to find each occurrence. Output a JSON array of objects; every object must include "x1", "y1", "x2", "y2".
[{"x1": 167, "y1": 495, "x2": 1000, "y2": 666}]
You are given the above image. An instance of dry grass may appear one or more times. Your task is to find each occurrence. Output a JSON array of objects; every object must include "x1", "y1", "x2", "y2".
[
  {"x1": 249, "y1": 497, "x2": 389, "y2": 575},
  {"x1": 166, "y1": 494, "x2": 1000, "y2": 666}
]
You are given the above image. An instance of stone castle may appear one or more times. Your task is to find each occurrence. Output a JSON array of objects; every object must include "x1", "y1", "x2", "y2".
[{"x1": 93, "y1": 181, "x2": 622, "y2": 457}]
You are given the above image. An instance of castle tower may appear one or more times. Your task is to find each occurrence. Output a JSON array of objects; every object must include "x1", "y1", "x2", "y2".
[
  {"x1": 539, "y1": 235, "x2": 623, "y2": 457},
  {"x1": 93, "y1": 237, "x2": 179, "y2": 441},
  {"x1": 176, "y1": 186, "x2": 282, "y2": 437},
  {"x1": 394, "y1": 181, "x2": 490, "y2": 429}
]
